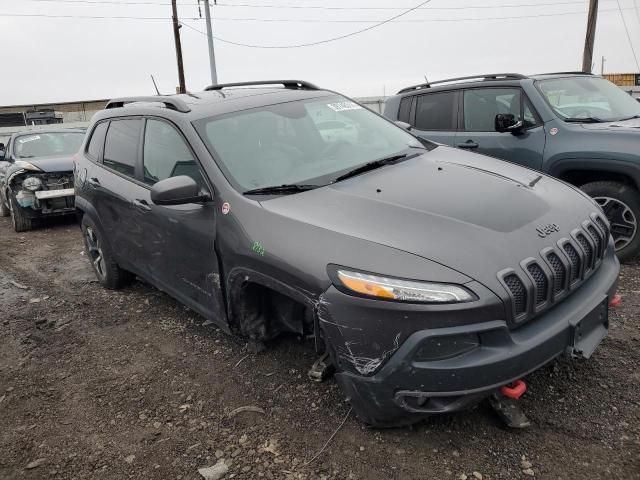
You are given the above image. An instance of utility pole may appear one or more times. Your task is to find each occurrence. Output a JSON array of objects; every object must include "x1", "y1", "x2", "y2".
[
  {"x1": 601, "y1": 56, "x2": 606, "y2": 75},
  {"x1": 203, "y1": 0, "x2": 218, "y2": 85},
  {"x1": 582, "y1": 0, "x2": 598, "y2": 72},
  {"x1": 171, "y1": 0, "x2": 186, "y2": 94}
]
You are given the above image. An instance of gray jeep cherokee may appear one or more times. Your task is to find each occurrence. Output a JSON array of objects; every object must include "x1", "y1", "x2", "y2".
[
  {"x1": 384, "y1": 72, "x2": 640, "y2": 262},
  {"x1": 74, "y1": 81, "x2": 619, "y2": 427}
]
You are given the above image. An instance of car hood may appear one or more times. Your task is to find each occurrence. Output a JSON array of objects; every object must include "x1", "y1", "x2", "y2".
[
  {"x1": 17, "y1": 155, "x2": 74, "y2": 173},
  {"x1": 261, "y1": 146, "x2": 600, "y2": 291},
  {"x1": 580, "y1": 117, "x2": 640, "y2": 132}
]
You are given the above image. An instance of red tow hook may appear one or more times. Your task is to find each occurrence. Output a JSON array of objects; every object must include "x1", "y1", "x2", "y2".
[
  {"x1": 500, "y1": 379, "x2": 527, "y2": 399},
  {"x1": 609, "y1": 294, "x2": 622, "y2": 308}
]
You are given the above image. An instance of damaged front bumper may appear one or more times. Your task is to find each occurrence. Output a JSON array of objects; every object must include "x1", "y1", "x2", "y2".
[
  {"x1": 320, "y1": 250, "x2": 619, "y2": 427},
  {"x1": 11, "y1": 172, "x2": 75, "y2": 217}
]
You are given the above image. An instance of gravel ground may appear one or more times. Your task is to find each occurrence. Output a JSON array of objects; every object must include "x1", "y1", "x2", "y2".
[{"x1": 0, "y1": 216, "x2": 638, "y2": 480}]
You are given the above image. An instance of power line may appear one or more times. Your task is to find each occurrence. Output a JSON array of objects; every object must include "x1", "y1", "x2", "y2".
[
  {"x1": 616, "y1": 0, "x2": 640, "y2": 71},
  {"x1": 180, "y1": 0, "x2": 434, "y2": 48},
  {"x1": 2, "y1": 6, "x2": 636, "y2": 23},
  {"x1": 22, "y1": 0, "x2": 608, "y2": 8}
]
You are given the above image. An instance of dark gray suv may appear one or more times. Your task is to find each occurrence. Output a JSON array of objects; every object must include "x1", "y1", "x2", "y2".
[
  {"x1": 74, "y1": 81, "x2": 619, "y2": 427},
  {"x1": 384, "y1": 72, "x2": 640, "y2": 262}
]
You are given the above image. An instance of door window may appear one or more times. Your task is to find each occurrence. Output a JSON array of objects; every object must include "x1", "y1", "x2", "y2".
[
  {"x1": 397, "y1": 97, "x2": 412, "y2": 123},
  {"x1": 103, "y1": 119, "x2": 142, "y2": 177},
  {"x1": 86, "y1": 121, "x2": 108, "y2": 160},
  {"x1": 142, "y1": 119, "x2": 203, "y2": 186},
  {"x1": 463, "y1": 88, "x2": 540, "y2": 131},
  {"x1": 414, "y1": 92, "x2": 457, "y2": 130}
]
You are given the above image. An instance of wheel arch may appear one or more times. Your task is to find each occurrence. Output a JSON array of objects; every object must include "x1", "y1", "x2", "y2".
[
  {"x1": 549, "y1": 158, "x2": 640, "y2": 191},
  {"x1": 225, "y1": 267, "x2": 320, "y2": 344}
]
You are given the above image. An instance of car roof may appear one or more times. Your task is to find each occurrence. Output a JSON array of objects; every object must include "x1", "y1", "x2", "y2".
[
  {"x1": 394, "y1": 72, "x2": 596, "y2": 96},
  {"x1": 96, "y1": 81, "x2": 337, "y2": 121}
]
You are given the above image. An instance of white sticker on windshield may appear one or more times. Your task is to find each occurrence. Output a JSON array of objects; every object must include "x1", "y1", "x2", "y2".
[
  {"x1": 327, "y1": 101, "x2": 362, "y2": 112},
  {"x1": 19, "y1": 135, "x2": 41, "y2": 144}
]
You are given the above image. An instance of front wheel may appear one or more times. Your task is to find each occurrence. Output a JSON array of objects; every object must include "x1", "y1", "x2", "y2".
[
  {"x1": 9, "y1": 195, "x2": 32, "y2": 232},
  {"x1": 580, "y1": 181, "x2": 640, "y2": 263}
]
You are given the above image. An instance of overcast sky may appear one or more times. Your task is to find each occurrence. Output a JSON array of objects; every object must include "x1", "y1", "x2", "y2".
[{"x1": 1, "y1": 0, "x2": 639, "y2": 105}]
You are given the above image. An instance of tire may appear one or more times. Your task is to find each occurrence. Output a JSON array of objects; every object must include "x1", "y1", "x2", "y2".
[
  {"x1": 580, "y1": 181, "x2": 640, "y2": 263},
  {"x1": 80, "y1": 215, "x2": 133, "y2": 289},
  {"x1": 0, "y1": 192, "x2": 10, "y2": 217},
  {"x1": 9, "y1": 195, "x2": 32, "y2": 232}
]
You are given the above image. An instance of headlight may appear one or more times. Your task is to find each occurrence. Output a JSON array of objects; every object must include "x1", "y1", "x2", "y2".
[
  {"x1": 334, "y1": 269, "x2": 475, "y2": 303},
  {"x1": 22, "y1": 176, "x2": 43, "y2": 191}
]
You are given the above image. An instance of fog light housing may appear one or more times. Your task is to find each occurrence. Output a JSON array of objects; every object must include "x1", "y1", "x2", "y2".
[
  {"x1": 414, "y1": 333, "x2": 480, "y2": 362},
  {"x1": 22, "y1": 176, "x2": 43, "y2": 191}
]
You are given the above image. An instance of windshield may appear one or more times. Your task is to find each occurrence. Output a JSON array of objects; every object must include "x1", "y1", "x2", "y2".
[
  {"x1": 14, "y1": 132, "x2": 85, "y2": 159},
  {"x1": 194, "y1": 95, "x2": 425, "y2": 191},
  {"x1": 537, "y1": 76, "x2": 640, "y2": 122}
]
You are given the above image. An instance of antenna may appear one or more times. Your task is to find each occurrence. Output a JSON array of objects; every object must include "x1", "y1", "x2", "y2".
[{"x1": 151, "y1": 75, "x2": 161, "y2": 95}]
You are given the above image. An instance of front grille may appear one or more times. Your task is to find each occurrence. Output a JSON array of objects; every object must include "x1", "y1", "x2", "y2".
[
  {"x1": 596, "y1": 216, "x2": 610, "y2": 240},
  {"x1": 576, "y1": 233, "x2": 593, "y2": 271},
  {"x1": 563, "y1": 243, "x2": 581, "y2": 282},
  {"x1": 546, "y1": 252, "x2": 566, "y2": 295},
  {"x1": 504, "y1": 274, "x2": 527, "y2": 316},
  {"x1": 587, "y1": 225, "x2": 603, "y2": 258},
  {"x1": 527, "y1": 263, "x2": 548, "y2": 305},
  {"x1": 499, "y1": 215, "x2": 607, "y2": 326}
]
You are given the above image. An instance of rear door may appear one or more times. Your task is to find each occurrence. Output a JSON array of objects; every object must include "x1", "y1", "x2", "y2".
[
  {"x1": 457, "y1": 87, "x2": 546, "y2": 170},
  {"x1": 136, "y1": 117, "x2": 224, "y2": 321},
  {"x1": 409, "y1": 90, "x2": 459, "y2": 146},
  {"x1": 89, "y1": 118, "x2": 149, "y2": 274}
]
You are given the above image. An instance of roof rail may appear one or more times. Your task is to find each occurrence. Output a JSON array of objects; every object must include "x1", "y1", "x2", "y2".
[
  {"x1": 397, "y1": 73, "x2": 528, "y2": 94},
  {"x1": 105, "y1": 96, "x2": 191, "y2": 113},
  {"x1": 534, "y1": 71, "x2": 594, "y2": 76},
  {"x1": 204, "y1": 80, "x2": 319, "y2": 91}
]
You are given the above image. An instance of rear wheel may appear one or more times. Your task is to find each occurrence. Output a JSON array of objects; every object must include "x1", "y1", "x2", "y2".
[
  {"x1": 81, "y1": 215, "x2": 133, "y2": 289},
  {"x1": 9, "y1": 195, "x2": 32, "y2": 232},
  {"x1": 580, "y1": 181, "x2": 640, "y2": 263}
]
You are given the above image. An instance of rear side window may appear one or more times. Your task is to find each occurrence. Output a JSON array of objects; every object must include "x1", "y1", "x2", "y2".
[
  {"x1": 103, "y1": 119, "x2": 142, "y2": 177},
  {"x1": 86, "y1": 122, "x2": 108, "y2": 160},
  {"x1": 397, "y1": 97, "x2": 412, "y2": 123},
  {"x1": 143, "y1": 119, "x2": 203, "y2": 186},
  {"x1": 415, "y1": 92, "x2": 456, "y2": 130}
]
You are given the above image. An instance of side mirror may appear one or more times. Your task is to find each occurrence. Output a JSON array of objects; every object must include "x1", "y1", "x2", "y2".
[
  {"x1": 495, "y1": 114, "x2": 524, "y2": 134},
  {"x1": 0, "y1": 143, "x2": 5, "y2": 161},
  {"x1": 150, "y1": 175, "x2": 209, "y2": 206},
  {"x1": 394, "y1": 121, "x2": 412, "y2": 131}
]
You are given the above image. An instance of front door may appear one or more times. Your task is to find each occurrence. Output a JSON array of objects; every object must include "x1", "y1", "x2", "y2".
[
  {"x1": 457, "y1": 87, "x2": 546, "y2": 170},
  {"x1": 137, "y1": 117, "x2": 224, "y2": 323}
]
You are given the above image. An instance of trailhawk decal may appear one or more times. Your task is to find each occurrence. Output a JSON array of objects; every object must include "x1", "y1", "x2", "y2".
[{"x1": 327, "y1": 101, "x2": 362, "y2": 112}]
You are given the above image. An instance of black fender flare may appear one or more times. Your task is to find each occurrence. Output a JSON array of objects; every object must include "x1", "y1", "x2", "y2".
[{"x1": 546, "y1": 157, "x2": 640, "y2": 190}]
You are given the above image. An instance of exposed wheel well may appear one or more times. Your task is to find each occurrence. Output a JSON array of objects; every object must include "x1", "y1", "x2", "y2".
[
  {"x1": 229, "y1": 280, "x2": 314, "y2": 343},
  {"x1": 559, "y1": 170, "x2": 638, "y2": 190}
]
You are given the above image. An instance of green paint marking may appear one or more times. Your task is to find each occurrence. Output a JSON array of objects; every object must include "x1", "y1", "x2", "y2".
[{"x1": 251, "y1": 241, "x2": 265, "y2": 256}]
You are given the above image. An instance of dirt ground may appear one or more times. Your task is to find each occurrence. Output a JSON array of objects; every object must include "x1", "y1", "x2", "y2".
[{"x1": 0, "y1": 216, "x2": 638, "y2": 480}]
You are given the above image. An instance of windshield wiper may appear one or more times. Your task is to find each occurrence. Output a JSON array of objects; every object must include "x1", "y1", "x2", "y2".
[
  {"x1": 563, "y1": 117, "x2": 604, "y2": 123},
  {"x1": 616, "y1": 114, "x2": 640, "y2": 122},
  {"x1": 243, "y1": 184, "x2": 320, "y2": 195},
  {"x1": 333, "y1": 153, "x2": 411, "y2": 183}
]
